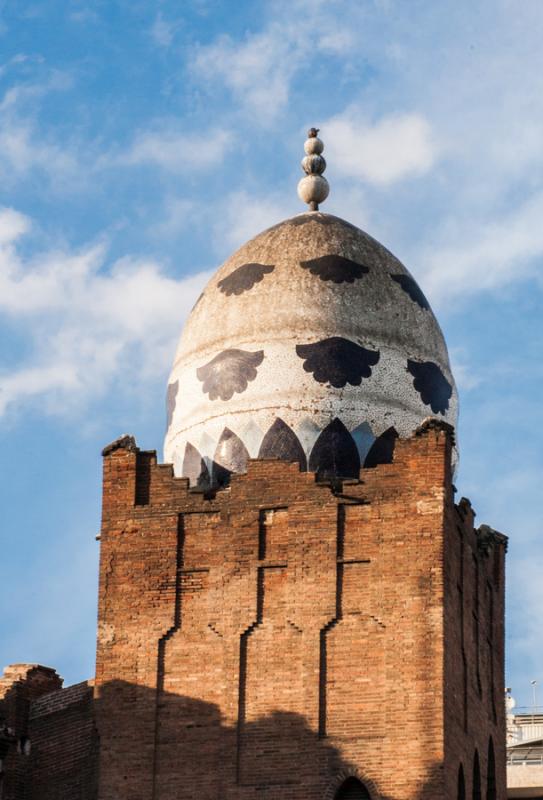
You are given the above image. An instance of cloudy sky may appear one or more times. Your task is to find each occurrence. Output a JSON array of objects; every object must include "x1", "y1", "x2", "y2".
[{"x1": 0, "y1": 0, "x2": 542, "y2": 708}]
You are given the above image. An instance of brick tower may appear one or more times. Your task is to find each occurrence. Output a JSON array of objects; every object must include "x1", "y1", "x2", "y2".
[
  {"x1": 1, "y1": 131, "x2": 507, "y2": 800},
  {"x1": 93, "y1": 130, "x2": 507, "y2": 800},
  {"x1": 94, "y1": 423, "x2": 506, "y2": 800}
]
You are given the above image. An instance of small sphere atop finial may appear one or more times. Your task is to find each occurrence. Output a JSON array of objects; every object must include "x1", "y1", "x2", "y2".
[{"x1": 298, "y1": 126, "x2": 329, "y2": 211}]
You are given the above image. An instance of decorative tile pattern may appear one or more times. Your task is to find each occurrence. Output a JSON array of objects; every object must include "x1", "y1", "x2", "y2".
[
  {"x1": 217, "y1": 263, "x2": 275, "y2": 296},
  {"x1": 258, "y1": 418, "x2": 307, "y2": 470},
  {"x1": 197, "y1": 349, "x2": 265, "y2": 401},
  {"x1": 296, "y1": 338, "x2": 380, "y2": 388},
  {"x1": 390, "y1": 274, "x2": 430, "y2": 310},
  {"x1": 300, "y1": 254, "x2": 369, "y2": 284},
  {"x1": 407, "y1": 359, "x2": 453, "y2": 414}
]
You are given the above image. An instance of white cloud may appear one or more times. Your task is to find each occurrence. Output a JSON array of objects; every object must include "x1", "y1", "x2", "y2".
[
  {"x1": 317, "y1": 27, "x2": 357, "y2": 54},
  {"x1": 119, "y1": 127, "x2": 233, "y2": 173},
  {"x1": 0, "y1": 73, "x2": 79, "y2": 185},
  {"x1": 214, "y1": 190, "x2": 297, "y2": 251},
  {"x1": 0, "y1": 53, "x2": 40, "y2": 79},
  {"x1": 0, "y1": 72, "x2": 232, "y2": 189},
  {"x1": 448, "y1": 348, "x2": 482, "y2": 392},
  {"x1": 324, "y1": 184, "x2": 372, "y2": 230},
  {"x1": 150, "y1": 13, "x2": 181, "y2": 48},
  {"x1": 0, "y1": 64, "x2": 235, "y2": 190},
  {"x1": 0, "y1": 68, "x2": 73, "y2": 111},
  {"x1": 420, "y1": 190, "x2": 543, "y2": 306},
  {"x1": 148, "y1": 197, "x2": 197, "y2": 239},
  {"x1": 190, "y1": 2, "x2": 359, "y2": 120},
  {"x1": 0, "y1": 207, "x2": 29, "y2": 245},
  {"x1": 192, "y1": 28, "x2": 296, "y2": 120},
  {"x1": 0, "y1": 208, "x2": 212, "y2": 417},
  {"x1": 323, "y1": 110, "x2": 438, "y2": 186},
  {"x1": 0, "y1": 118, "x2": 77, "y2": 180}
]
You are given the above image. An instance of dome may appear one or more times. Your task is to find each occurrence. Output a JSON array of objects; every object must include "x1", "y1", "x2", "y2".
[{"x1": 164, "y1": 210, "x2": 458, "y2": 487}]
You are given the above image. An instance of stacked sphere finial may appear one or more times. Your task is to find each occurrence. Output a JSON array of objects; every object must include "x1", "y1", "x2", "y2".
[{"x1": 297, "y1": 127, "x2": 329, "y2": 211}]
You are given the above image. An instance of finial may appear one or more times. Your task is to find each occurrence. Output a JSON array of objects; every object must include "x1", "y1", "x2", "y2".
[{"x1": 297, "y1": 127, "x2": 329, "y2": 211}]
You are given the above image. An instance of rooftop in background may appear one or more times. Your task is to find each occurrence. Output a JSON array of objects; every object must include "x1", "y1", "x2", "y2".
[{"x1": 507, "y1": 695, "x2": 543, "y2": 799}]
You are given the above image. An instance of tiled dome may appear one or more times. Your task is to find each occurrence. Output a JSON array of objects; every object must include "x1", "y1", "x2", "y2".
[{"x1": 164, "y1": 211, "x2": 458, "y2": 487}]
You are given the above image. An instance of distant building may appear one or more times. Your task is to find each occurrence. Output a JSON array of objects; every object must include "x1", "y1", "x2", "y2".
[{"x1": 507, "y1": 693, "x2": 543, "y2": 798}]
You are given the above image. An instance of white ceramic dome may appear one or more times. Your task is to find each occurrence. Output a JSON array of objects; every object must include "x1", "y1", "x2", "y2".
[{"x1": 164, "y1": 211, "x2": 458, "y2": 487}]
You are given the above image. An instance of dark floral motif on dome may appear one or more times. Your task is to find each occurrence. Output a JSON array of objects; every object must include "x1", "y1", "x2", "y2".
[
  {"x1": 363, "y1": 427, "x2": 398, "y2": 468},
  {"x1": 309, "y1": 418, "x2": 360, "y2": 480},
  {"x1": 213, "y1": 428, "x2": 250, "y2": 487},
  {"x1": 258, "y1": 418, "x2": 307, "y2": 470},
  {"x1": 182, "y1": 442, "x2": 210, "y2": 489},
  {"x1": 300, "y1": 254, "x2": 369, "y2": 284},
  {"x1": 217, "y1": 263, "x2": 275, "y2": 296},
  {"x1": 296, "y1": 337, "x2": 380, "y2": 388},
  {"x1": 407, "y1": 359, "x2": 452, "y2": 414},
  {"x1": 166, "y1": 380, "x2": 179, "y2": 428},
  {"x1": 197, "y1": 349, "x2": 264, "y2": 401},
  {"x1": 390, "y1": 274, "x2": 430, "y2": 310}
]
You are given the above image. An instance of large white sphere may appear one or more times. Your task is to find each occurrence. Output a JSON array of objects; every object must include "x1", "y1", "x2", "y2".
[
  {"x1": 165, "y1": 212, "x2": 458, "y2": 487},
  {"x1": 297, "y1": 175, "x2": 330, "y2": 206}
]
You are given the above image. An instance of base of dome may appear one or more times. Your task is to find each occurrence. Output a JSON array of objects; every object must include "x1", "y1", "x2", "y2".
[{"x1": 174, "y1": 416, "x2": 405, "y2": 489}]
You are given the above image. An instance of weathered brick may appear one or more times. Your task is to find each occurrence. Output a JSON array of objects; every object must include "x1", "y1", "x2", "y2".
[
  {"x1": 91, "y1": 421, "x2": 506, "y2": 800},
  {"x1": 1, "y1": 421, "x2": 506, "y2": 800}
]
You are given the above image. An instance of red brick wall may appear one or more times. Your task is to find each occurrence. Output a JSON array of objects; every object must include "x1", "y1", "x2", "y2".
[
  {"x1": 0, "y1": 668, "x2": 98, "y2": 800},
  {"x1": 443, "y1": 498, "x2": 507, "y2": 800},
  {"x1": 94, "y1": 421, "x2": 507, "y2": 800},
  {"x1": 0, "y1": 664, "x2": 62, "y2": 800},
  {"x1": 27, "y1": 681, "x2": 98, "y2": 800}
]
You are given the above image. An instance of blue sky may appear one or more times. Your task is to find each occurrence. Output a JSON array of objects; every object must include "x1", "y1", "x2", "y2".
[{"x1": 0, "y1": 0, "x2": 542, "y2": 709}]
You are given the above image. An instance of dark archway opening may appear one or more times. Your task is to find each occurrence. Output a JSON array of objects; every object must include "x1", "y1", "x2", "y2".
[{"x1": 335, "y1": 776, "x2": 371, "y2": 800}]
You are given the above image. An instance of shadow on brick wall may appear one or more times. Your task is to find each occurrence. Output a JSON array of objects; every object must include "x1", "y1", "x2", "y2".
[
  {"x1": 94, "y1": 680, "x2": 446, "y2": 800},
  {"x1": 1, "y1": 674, "x2": 97, "y2": 800}
]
